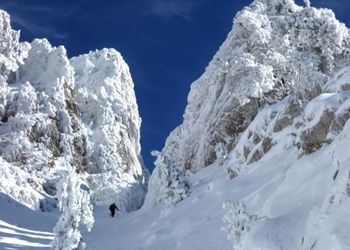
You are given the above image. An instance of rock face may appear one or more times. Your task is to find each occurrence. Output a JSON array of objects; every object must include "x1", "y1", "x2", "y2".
[
  {"x1": 70, "y1": 50, "x2": 148, "y2": 210},
  {"x1": 157, "y1": 0, "x2": 350, "y2": 174},
  {"x1": 145, "y1": 0, "x2": 350, "y2": 207},
  {"x1": 144, "y1": 2, "x2": 350, "y2": 248},
  {"x1": 0, "y1": 10, "x2": 148, "y2": 211}
]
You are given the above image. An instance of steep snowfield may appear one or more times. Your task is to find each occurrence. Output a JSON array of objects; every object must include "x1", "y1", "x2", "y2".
[
  {"x1": 84, "y1": 67, "x2": 350, "y2": 250},
  {"x1": 87, "y1": 72, "x2": 350, "y2": 249},
  {"x1": 2, "y1": 109, "x2": 350, "y2": 249},
  {"x1": 0, "y1": 10, "x2": 148, "y2": 212}
]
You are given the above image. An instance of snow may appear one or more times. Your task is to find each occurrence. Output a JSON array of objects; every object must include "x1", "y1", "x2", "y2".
[
  {"x1": 0, "y1": 193, "x2": 56, "y2": 249},
  {"x1": 304, "y1": 0, "x2": 311, "y2": 8},
  {"x1": 2, "y1": 93, "x2": 350, "y2": 250},
  {"x1": 152, "y1": 0, "x2": 350, "y2": 179},
  {"x1": 2, "y1": 120, "x2": 349, "y2": 250},
  {"x1": 0, "y1": 7, "x2": 148, "y2": 249},
  {"x1": 71, "y1": 49, "x2": 148, "y2": 210},
  {"x1": 143, "y1": 151, "x2": 190, "y2": 208},
  {"x1": 2, "y1": 0, "x2": 350, "y2": 249},
  {"x1": 0, "y1": 9, "x2": 148, "y2": 212},
  {"x1": 52, "y1": 162, "x2": 94, "y2": 250}
]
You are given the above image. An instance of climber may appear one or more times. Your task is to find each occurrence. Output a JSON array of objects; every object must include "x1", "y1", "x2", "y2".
[{"x1": 109, "y1": 202, "x2": 119, "y2": 217}]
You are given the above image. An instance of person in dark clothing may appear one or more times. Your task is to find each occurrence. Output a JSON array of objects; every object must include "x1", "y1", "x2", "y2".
[{"x1": 109, "y1": 203, "x2": 119, "y2": 217}]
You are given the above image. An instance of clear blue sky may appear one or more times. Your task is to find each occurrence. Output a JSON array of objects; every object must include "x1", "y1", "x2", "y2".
[{"x1": 0, "y1": 0, "x2": 349, "y2": 171}]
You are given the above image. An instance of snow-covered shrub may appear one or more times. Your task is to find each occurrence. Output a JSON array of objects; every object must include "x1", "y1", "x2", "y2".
[
  {"x1": 222, "y1": 201, "x2": 256, "y2": 249},
  {"x1": 143, "y1": 151, "x2": 190, "y2": 208},
  {"x1": 52, "y1": 158, "x2": 94, "y2": 250}
]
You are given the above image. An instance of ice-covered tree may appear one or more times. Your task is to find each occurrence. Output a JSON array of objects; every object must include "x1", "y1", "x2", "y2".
[{"x1": 51, "y1": 157, "x2": 94, "y2": 250}]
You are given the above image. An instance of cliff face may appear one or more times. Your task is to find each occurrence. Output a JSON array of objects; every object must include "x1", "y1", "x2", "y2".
[
  {"x1": 0, "y1": 10, "x2": 148, "y2": 211},
  {"x1": 153, "y1": 0, "x2": 350, "y2": 173},
  {"x1": 145, "y1": 0, "x2": 350, "y2": 207},
  {"x1": 163, "y1": 0, "x2": 349, "y2": 174}
]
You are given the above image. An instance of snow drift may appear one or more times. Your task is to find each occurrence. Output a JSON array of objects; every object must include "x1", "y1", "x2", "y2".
[{"x1": 0, "y1": 10, "x2": 148, "y2": 212}]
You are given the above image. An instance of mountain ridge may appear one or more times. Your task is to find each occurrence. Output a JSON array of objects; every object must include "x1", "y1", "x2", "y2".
[{"x1": 145, "y1": 0, "x2": 350, "y2": 208}]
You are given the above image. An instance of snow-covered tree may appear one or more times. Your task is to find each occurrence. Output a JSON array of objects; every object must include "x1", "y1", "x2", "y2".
[
  {"x1": 222, "y1": 201, "x2": 256, "y2": 250},
  {"x1": 51, "y1": 157, "x2": 94, "y2": 250},
  {"x1": 165, "y1": 162, "x2": 190, "y2": 205},
  {"x1": 143, "y1": 151, "x2": 190, "y2": 208}
]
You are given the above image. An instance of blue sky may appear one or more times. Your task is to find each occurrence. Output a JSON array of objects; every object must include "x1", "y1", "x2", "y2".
[{"x1": 0, "y1": 0, "x2": 349, "y2": 171}]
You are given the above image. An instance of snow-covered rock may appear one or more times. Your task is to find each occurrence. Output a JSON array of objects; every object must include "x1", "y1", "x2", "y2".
[
  {"x1": 0, "y1": 10, "x2": 148, "y2": 212},
  {"x1": 3, "y1": 1, "x2": 350, "y2": 250},
  {"x1": 145, "y1": 0, "x2": 350, "y2": 207},
  {"x1": 142, "y1": 0, "x2": 350, "y2": 247}
]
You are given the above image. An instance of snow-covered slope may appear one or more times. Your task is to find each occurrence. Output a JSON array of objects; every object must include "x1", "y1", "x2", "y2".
[
  {"x1": 0, "y1": 10, "x2": 148, "y2": 212},
  {"x1": 3, "y1": 102, "x2": 350, "y2": 250},
  {"x1": 0, "y1": 193, "x2": 56, "y2": 249},
  {"x1": 85, "y1": 66, "x2": 350, "y2": 250}
]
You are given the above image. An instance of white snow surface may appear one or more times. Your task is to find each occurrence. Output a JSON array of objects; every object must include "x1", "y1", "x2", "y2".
[
  {"x1": 0, "y1": 9, "x2": 148, "y2": 212},
  {"x1": 0, "y1": 193, "x2": 56, "y2": 249},
  {"x1": 3, "y1": 67, "x2": 350, "y2": 249},
  {"x1": 3, "y1": 0, "x2": 350, "y2": 249},
  {"x1": 2, "y1": 96, "x2": 350, "y2": 249}
]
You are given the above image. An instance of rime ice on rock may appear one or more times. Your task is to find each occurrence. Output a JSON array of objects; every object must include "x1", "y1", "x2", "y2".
[
  {"x1": 0, "y1": 10, "x2": 148, "y2": 212},
  {"x1": 71, "y1": 49, "x2": 148, "y2": 211},
  {"x1": 146, "y1": 0, "x2": 350, "y2": 207}
]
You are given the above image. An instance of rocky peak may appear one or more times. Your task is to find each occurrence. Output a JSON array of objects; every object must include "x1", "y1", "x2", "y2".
[
  {"x1": 145, "y1": 0, "x2": 350, "y2": 207},
  {"x1": 0, "y1": 10, "x2": 148, "y2": 212}
]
